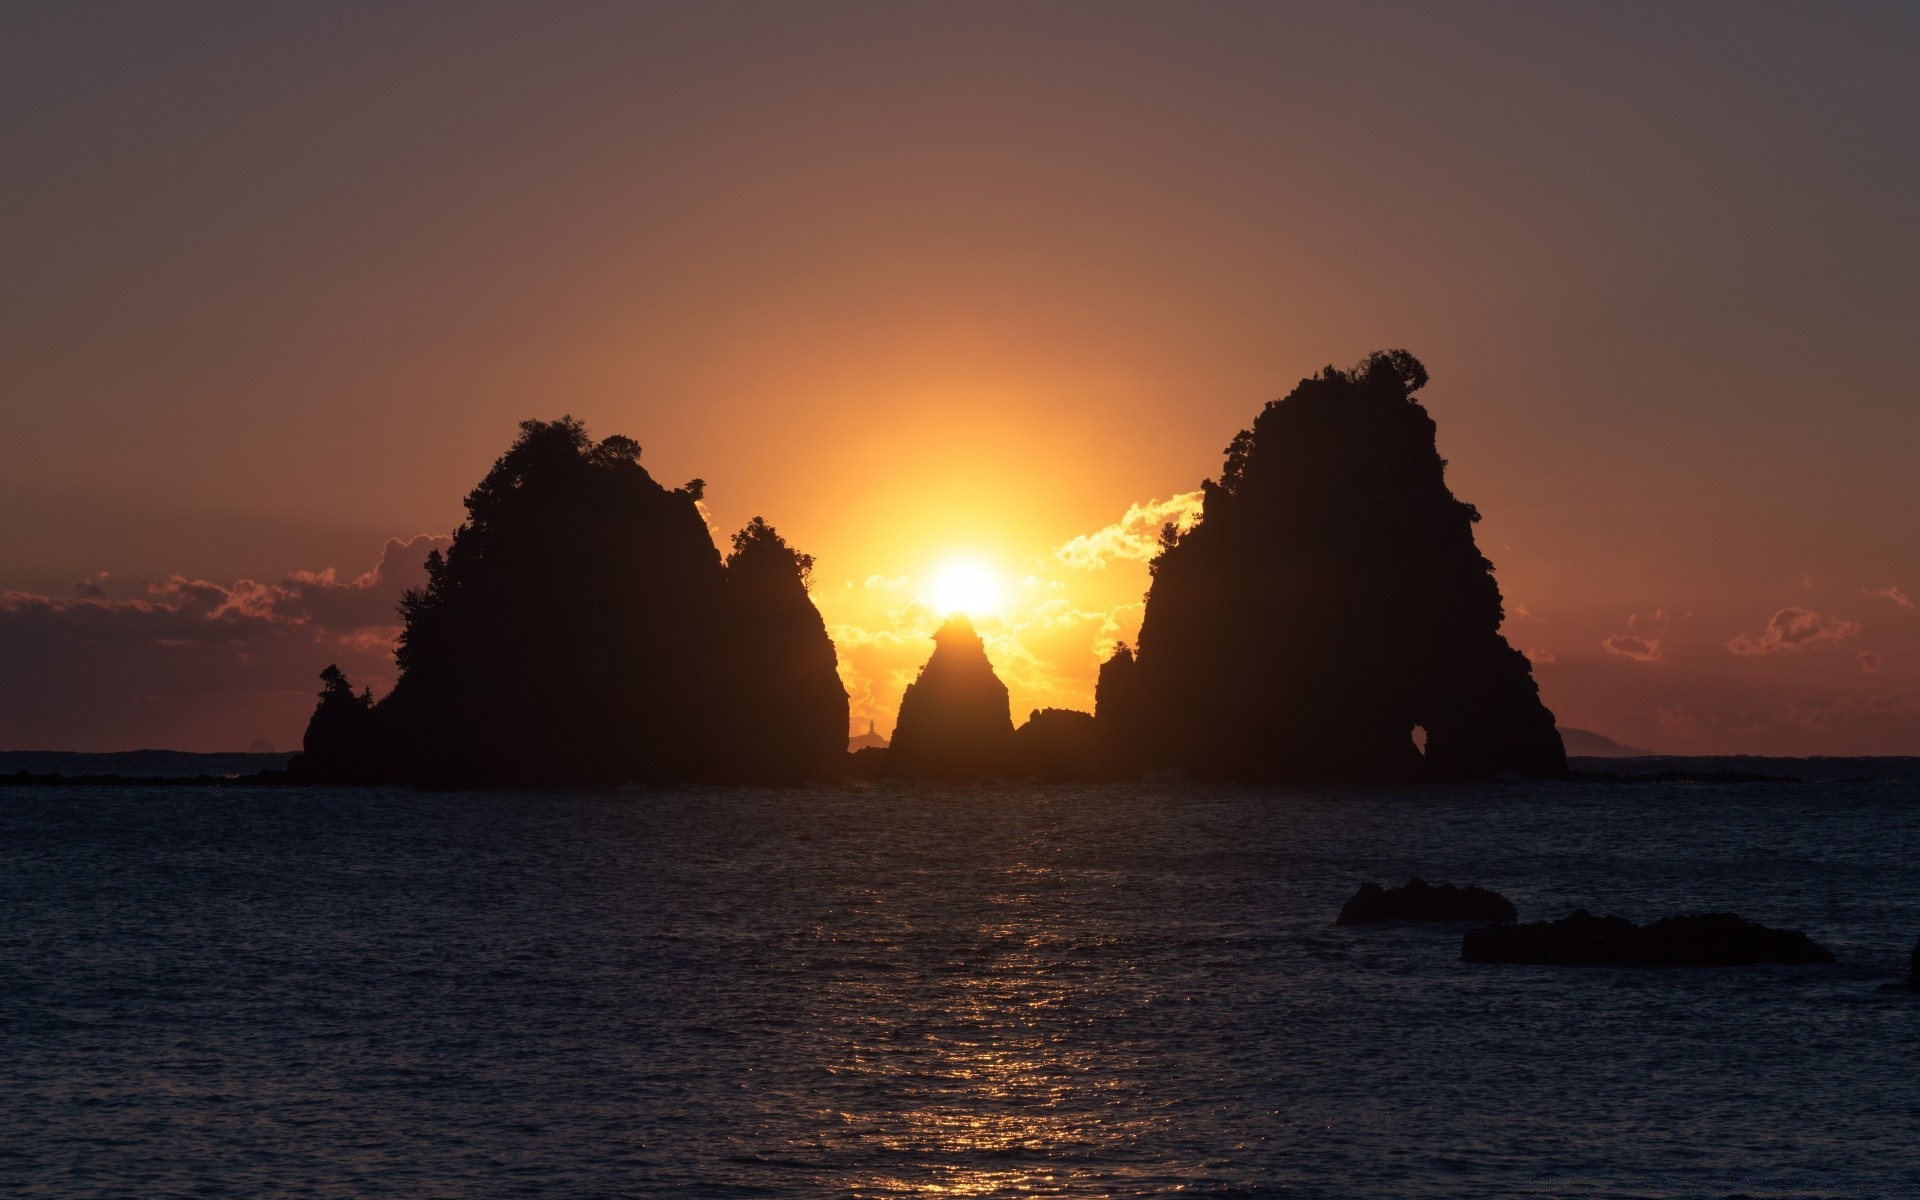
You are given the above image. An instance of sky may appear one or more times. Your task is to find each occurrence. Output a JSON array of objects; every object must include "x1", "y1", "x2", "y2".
[{"x1": 2, "y1": 2, "x2": 1916, "y2": 754}]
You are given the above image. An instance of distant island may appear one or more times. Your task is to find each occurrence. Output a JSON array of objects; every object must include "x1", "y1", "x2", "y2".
[
  {"x1": 295, "y1": 350, "x2": 1567, "y2": 787},
  {"x1": 1558, "y1": 728, "x2": 1654, "y2": 757}
]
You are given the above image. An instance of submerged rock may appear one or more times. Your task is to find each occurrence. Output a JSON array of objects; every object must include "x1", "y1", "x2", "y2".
[
  {"x1": 1462, "y1": 910, "x2": 1835, "y2": 967},
  {"x1": 1631, "y1": 913, "x2": 1835, "y2": 967},
  {"x1": 887, "y1": 616, "x2": 1015, "y2": 780},
  {"x1": 1336, "y1": 877, "x2": 1517, "y2": 925},
  {"x1": 1095, "y1": 350, "x2": 1565, "y2": 782}
]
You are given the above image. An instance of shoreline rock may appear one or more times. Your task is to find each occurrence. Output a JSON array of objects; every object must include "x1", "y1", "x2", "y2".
[
  {"x1": 1462, "y1": 910, "x2": 1835, "y2": 967},
  {"x1": 1337, "y1": 877, "x2": 1517, "y2": 925}
]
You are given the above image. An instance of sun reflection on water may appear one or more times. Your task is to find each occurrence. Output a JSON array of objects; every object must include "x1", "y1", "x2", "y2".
[{"x1": 800, "y1": 857, "x2": 1177, "y2": 1196}]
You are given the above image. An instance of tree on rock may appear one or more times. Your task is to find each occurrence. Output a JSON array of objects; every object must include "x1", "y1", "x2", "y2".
[
  {"x1": 295, "y1": 416, "x2": 845, "y2": 787},
  {"x1": 294, "y1": 665, "x2": 381, "y2": 783},
  {"x1": 720, "y1": 516, "x2": 849, "y2": 782},
  {"x1": 375, "y1": 417, "x2": 725, "y2": 785},
  {"x1": 888, "y1": 615, "x2": 1015, "y2": 780},
  {"x1": 1097, "y1": 351, "x2": 1565, "y2": 781}
]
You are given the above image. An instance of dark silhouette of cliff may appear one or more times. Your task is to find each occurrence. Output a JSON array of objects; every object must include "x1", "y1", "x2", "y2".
[
  {"x1": 292, "y1": 665, "x2": 381, "y2": 783},
  {"x1": 295, "y1": 417, "x2": 845, "y2": 787},
  {"x1": 1012, "y1": 708, "x2": 1116, "y2": 781},
  {"x1": 1097, "y1": 350, "x2": 1565, "y2": 781},
  {"x1": 718, "y1": 517, "x2": 849, "y2": 783},
  {"x1": 886, "y1": 616, "x2": 1014, "y2": 780}
]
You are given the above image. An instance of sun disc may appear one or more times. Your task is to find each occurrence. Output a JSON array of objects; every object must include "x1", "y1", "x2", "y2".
[{"x1": 930, "y1": 560, "x2": 1000, "y2": 617}]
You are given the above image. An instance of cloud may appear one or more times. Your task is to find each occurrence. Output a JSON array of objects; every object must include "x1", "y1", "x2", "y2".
[
  {"x1": 1603, "y1": 634, "x2": 1663, "y2": 662},
  {"x1": 1602, "y1": 609, "x2": 1674, "y2": 662},
  {"x1": 1774, "y1": 692, "x2": 1917, "y2": 734},
  {"x1": 862, "y1": 575, "x2": 906, "y2": 592},
  {"x1": 1858, "y1": 651, "x2": 1882, "y2": 674},
  {"x1": 1727, "y1": 607, "x2": 1861, "y2": 656},
  {"x1": 827, "y1": 593, "x2": 1148, "y2": 734},
  {"x1": 1522, "y1": 646, "x2": 1557, "y2": 665},
  {"x1": 0, "y1": 535, "x2": 446, "y2": 751},
  {"x1": 1053, "y1": 491, "x2": 1203, "y2": 570},
  {"x1": 693, "y1": 499, "x2": 723, "y2": 544},
  {"x1": 1864, "y1": 584, "x2": 1913, "y2": 609}
]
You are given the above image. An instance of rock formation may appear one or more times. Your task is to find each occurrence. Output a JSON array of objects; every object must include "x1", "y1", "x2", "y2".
[
  {"x1": 1096, "y1": 350, "x2": 1565, "y2": 781},
  {"x1": 1336, "y1": 877, "x2": 1517, "y2": 925},
  {"x1": 1908, "y1": 934, "x2": 1919, "y2": 991},
  {"x1": 886, "y1": 616, "x2": 1015, "y2": 779},
  {"x1": 293, "y1": 417, "x2": 846, "y2": 787},
  {"x1": 292, "y1": 665, "x2": 381, "y2": 783},
  {"x1": 718, "y1": 517, "x2": 849, "y2": 783},
  {"x1": 1012, "y1": 707, "x2": 1115, "y2": 781},
  {"x1": 1461, "y1": 910, "x2": 1835, "y2": 967}
]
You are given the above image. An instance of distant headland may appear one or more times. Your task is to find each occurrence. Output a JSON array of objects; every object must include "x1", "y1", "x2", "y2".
[{"x1": 294, "y1": 350, "x2": 1566, "y2": 787}]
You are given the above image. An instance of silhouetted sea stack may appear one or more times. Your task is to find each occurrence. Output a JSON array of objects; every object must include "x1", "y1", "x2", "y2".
[
  {"x1": 298, "y1": 665, "x2": 382, "y2": 784},
  {"x1": 291, "y1": 417, "x2": 846, "y2": 787},
  {"x1": 1096, "y1": 350, "x2": 1565, "y2": 782},
  {"x1": 718, "y1": 518, "x2": 849, "y2": 783},
  {"x1": 1461, "y1": 911, "x2": 1835, "y2": 967},
  {"x1": 1908, "y1": 935, "x2": 1920, "y2": 991},
  {"x1": 1336, "y1": 878, "x2": 1517, "y2": 925},
  {"x1": 887, "y1": 616, "x2": 1015, "y2": 780}
]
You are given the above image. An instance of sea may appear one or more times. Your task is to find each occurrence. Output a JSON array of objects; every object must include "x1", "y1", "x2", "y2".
[{"x1": 3, "y1": 755, "x2": 1917, "y2": 1198}]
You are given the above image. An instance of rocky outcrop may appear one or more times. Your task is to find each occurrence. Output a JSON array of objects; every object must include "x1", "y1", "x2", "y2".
[
  {"x1": 295, "y1": 417, "x2": 846, "y2": 787},
  {"x1": 887, "y1": 616, "x2": 1014, "y2": 780},
  {"x1": 290, "y1": 665, "x2": 382, "y2": 783},
  {"x1": 1908, "y1": 934, "x2": 1919, "y2": 991},
  {"x1": 718, "y1": 517, "x2": 849, "y2": 783},
  {"x1": 1461, "y1": 910, "x2": 1835, "y2": 967},
  {"x1": 1096, "y1": 350, "x2": 1565, "y2": 781},
  {"x1": 1012, "y1": 708, "x2": 1114, "y2": 781},
  {"x1": 1336, "y1": 877, "x2": 1516, "y2": 925}
]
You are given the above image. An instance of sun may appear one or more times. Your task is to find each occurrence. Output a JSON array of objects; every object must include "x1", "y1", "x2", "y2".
[{"x1": 929, "y1": 559, "x2": 1001, "y2": 618}]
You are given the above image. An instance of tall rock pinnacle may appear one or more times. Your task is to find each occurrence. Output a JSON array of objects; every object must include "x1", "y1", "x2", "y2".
[
  {"x1": 888, "y1": 615, "x2": 1016, "y2": 779},
  {"x1": 1097, "y1": 350, "x2": 1566, "y2": 781}
]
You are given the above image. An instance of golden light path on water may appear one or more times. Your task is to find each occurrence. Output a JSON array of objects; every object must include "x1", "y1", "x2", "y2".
[{"x1": 800, "y1": 849, "x2": 1179, "y2": 1197}]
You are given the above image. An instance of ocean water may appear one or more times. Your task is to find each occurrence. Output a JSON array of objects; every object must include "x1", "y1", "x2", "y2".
[{"x1": 3, "y1": 775, "x2": 1917, "y2": 1198}]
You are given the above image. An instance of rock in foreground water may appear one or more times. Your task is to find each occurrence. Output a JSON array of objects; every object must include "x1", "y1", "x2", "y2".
[
  {"x1": 1462, "y1": 910, "x2": 1834, "y2": 967},
  {"x1": 1336, "y1": 877, "x2": 1517, "y2": 925}
]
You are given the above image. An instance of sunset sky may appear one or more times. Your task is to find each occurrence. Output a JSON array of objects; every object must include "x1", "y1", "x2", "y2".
[{"x1": 3, "y1": 4, "x2": 1916, "y2": 754}]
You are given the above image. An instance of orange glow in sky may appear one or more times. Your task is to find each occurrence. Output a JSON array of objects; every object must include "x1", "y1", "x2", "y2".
[
  {"x1": 927, "y1": 560, "x2": 1002, "y2": 619},
  {"x1": 0, "y1": 7, "x2": 1915, "y2": 755}
]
